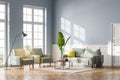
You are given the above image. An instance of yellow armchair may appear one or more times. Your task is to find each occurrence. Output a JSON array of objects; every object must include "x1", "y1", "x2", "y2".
[
  {"x1": 31, "y1": 48, "x2": 52, "y2": 67},
  {"x1": 13, "y1": 49, "x2": 34, "y2": 68}
]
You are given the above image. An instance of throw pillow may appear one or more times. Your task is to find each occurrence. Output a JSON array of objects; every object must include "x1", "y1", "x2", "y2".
[
  {"x1": 84, "y1": 48, "x2": 101, "y2": 57},
  {"x1": 67, "y1": 50, "x2": 75, "y2": 57},
  {"x1": 84, "y1": 49, "x2": 94, "y2": 58}
]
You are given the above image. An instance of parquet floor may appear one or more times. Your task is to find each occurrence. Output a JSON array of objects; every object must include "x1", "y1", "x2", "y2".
[{"x1": 0, "y1": 65, "x2": 120, "y2": 80}]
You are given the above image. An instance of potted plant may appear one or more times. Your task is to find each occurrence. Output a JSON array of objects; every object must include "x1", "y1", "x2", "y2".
[{"x1": 57, "y1": 31, "x2": 71, "y2": 59}]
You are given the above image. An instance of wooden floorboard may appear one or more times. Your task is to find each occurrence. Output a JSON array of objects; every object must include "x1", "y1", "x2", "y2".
[{"x1": 0, "y1": 65, "x2": 120, "y2": 80}]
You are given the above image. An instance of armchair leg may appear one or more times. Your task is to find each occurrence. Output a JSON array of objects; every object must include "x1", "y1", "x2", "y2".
[
  {"x1": 49, "y1": 63, "x2": 51, "y2": 67},
  {"x1": 29, "y1": 65, "x2": 30, "y2": 68},
  {"x1": 20, "y1": 65, "x2": 22, "y2": 69},
  {"x1": 39, "y1": 63, "x2": 41, "y2": 67},
  {"x1": 32, "y1": 64, "x2": 34, "y2": 68}
]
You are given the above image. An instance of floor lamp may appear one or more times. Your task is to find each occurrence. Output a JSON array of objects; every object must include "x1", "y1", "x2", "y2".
[{"x1": 5, "y1": 32, "x2": 27, "y2": 70}]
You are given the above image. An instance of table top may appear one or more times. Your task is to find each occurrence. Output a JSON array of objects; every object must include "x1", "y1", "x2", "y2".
[{"x1": 55, "y1": 59, "x2": 69, "y2": 62}]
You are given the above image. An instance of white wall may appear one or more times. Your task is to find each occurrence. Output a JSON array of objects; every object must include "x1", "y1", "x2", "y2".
[{"x1": 52, "y1": 44, "x2": 112, "y2": 66}]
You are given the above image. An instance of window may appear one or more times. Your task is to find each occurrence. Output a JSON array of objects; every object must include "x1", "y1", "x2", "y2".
[
  {"x1": 0, "y1": 2, "x2": 8, "y2": 65},
  {"x1": 23, "y1": 6, "x2": 46, "y2": 51}
]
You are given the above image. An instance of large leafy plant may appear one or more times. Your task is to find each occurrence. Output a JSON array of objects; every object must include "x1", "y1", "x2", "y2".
[{"x1": 57, "y1": 32, "x2": 71, "y2": 59}]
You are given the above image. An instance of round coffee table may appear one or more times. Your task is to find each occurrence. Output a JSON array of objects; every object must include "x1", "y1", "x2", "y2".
[{"x1": 54, "y1": 59, "x2": 71, "y2": 69}]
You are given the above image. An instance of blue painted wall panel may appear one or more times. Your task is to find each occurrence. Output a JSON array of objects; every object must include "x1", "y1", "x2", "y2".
[
  {"x1": 53, "y1": 0, "x2": 120, "y2": 45},
  {"x1": 0, "y1": 0, "x2": 53, "y2": 53}
]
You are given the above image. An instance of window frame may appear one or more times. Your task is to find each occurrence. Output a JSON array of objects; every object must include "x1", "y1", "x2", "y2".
[
  {"x1": 23, "y1": 5, "x2": 46, "y2": 52},
  {"x1": 0, "y1": 1, "x2": 9, "y2": 65}
]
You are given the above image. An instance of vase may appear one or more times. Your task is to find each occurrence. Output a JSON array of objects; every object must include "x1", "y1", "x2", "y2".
[{"x1": 60, "y1": 53, "x2": 64, "y2": 60}]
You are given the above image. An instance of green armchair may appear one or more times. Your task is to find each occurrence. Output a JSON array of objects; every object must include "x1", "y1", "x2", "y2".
[{"x1": 31, "y1": 48, "x2": 52, "y2": 67}]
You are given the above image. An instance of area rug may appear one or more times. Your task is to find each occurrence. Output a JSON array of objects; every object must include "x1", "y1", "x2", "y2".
[{"x1": 37, "y1": 67, "x2": 94, "y2": 73}]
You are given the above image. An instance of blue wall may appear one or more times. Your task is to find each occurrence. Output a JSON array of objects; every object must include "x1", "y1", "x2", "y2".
[
  {"x1": 0, "y1": 0, "x2": 53, "y2": 53},
  {"x1": 53, "y1": 0, "x2": 120, "y2": 45}
]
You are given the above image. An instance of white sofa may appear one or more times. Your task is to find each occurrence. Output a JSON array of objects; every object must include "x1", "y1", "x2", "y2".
[{"x1": 64, "y1": 48, "x2": 104, "y2": 68}]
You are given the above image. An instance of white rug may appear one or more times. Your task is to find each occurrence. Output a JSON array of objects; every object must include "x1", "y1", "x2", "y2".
[{"x1": 37, "y1": 67, "x2": 94, "y2": 73}]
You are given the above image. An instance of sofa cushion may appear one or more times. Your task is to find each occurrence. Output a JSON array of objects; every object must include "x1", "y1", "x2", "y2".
[
  {"x1": 84, "y1": 50, "x2": 93, "y2": 58},
  {"x1": 84, "y1": 48, "x2": 101, "y2": 57},
  {"x1": 72, "y1": 48, "x2": 85, "y2": 57},
  {"x1": 67, "y1": 57, "x2": 91, "y2": 65},
  {"x1": 67, "y1": 50, "x2": 75, "y2": 57}
]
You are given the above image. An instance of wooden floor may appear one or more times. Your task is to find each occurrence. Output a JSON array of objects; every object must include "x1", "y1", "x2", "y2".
[{"x1": 0, "y1": 66, "x2": 120, "y2": 80}]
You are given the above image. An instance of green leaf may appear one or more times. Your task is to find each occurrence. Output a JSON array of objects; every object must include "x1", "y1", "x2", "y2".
[
  {"x1": 57, "y1": 31, "x2": 71, "y2": 55},
  {"x1": 57, "y1": 32, "x2": 65, "y2": 47},
  {"x1": 65, "y1": 36, "x2": 71, "y2": 46}
]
